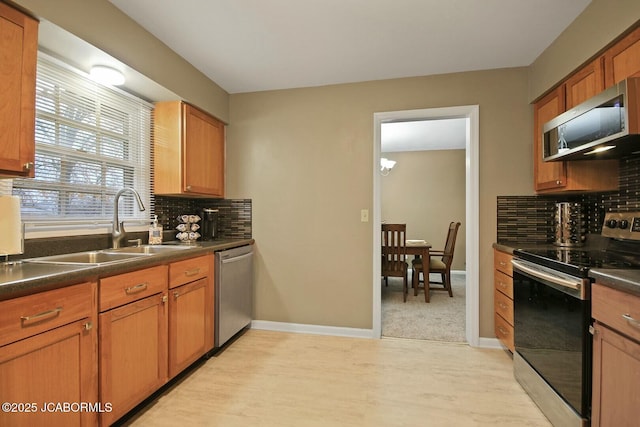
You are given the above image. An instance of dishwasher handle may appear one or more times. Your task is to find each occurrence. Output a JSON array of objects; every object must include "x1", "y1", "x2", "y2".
[{"x1": 221, "y1": 252, "x2": 253, "y2": 264}]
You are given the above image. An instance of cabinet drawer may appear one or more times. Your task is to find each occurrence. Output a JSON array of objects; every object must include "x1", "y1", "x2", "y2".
[
  {"x1": 494, "y1": 249, "x2": 513, "y2": 276},
  {"x1": 592, "y1": 283, "x2": 640, "y2": 343},
  {"x1": 494, "y1": 288, "x2": 514, "y2": 326},
  {"x1": 494, "y1": 270, "x2": 513, "y2": 299},
  {"x1": 494, "y1": 312, "x2": 514, "y2": 352},
  {"x1": 169, "y1": 254, "x2": 211, "y2": 289},
  {"x1": 0, "y1": 282, "x2": 95, "y2": 346},
  {"x1": 100, "y1": 265, "x2": 168, "y2": 312}
]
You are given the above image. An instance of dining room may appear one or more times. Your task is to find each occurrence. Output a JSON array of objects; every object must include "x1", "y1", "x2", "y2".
[{"x1": 380, "y1": 118, "x2": 467, "y2": 342}]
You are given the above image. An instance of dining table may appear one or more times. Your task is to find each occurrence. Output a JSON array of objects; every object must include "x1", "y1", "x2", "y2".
[{"x1": 406, "y1": 240, "x2": 432, "y2": 302}]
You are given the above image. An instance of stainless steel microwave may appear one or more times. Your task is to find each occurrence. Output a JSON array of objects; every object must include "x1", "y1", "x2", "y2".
[{"x1": 543, "y1": 77, "x2": 640, "y2": 161}]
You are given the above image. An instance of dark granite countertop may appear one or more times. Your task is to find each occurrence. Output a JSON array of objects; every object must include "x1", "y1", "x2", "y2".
[
  {"x1": 589, "y1": 269, "x2": 640, "y2": 297},
  {"x1": 492, "y1": 241, "x2": 557, "y2": 254},
  {"x1": 0, "y1": 239, "x2": 254, "y2": 301}
]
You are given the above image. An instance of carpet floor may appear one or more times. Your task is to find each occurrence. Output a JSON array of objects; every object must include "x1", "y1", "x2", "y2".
[{"x1": 381, "y1": 272, "x2": 466, "y2": 342}]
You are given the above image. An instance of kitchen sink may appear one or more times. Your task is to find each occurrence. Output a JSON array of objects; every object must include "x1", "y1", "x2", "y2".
[
  {"x1": 25, "y1": 251, "x2": 148, "y2": 266},
  {"x1": 105, "y1": 245, "x2": 195, "y2": 255},
  {"x1": 24, "y1": 244, "x2": 196, "y2": 266}
]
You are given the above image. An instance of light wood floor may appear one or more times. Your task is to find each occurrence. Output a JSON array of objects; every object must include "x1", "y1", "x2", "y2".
[{"x1": 124, "y1": 330, "x2": 551, "y2": 426}]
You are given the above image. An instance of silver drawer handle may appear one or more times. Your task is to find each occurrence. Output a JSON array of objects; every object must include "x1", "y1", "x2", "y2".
[
  {"x1": 125, "y1": 282, "x2": 148, "y2": 294},
  {"x1": 497, "y1": 326, "x2": 508, "y2": 336},
  {"x1": 21, "y1": 307, "x2": 63, "y2": 324},
  {"x1": 498, "y1": 302, "x2": 508, "y2": 310},
  {"x1": 622, "y1": 314, "x2": 640, "y2": 329},
  {"x1": 497, "y1": 281, "x2": 507, "y2": 289},
  {"x1": 499, "y1": 261, "x2": 507, "y2": 267},
  {"x1": 184, "y1": 268, "x2": 201, "y2": 277}
]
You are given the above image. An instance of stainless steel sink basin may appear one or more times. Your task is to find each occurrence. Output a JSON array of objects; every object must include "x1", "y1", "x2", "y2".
[
  {"x1": 24, "y1": 244, "x2": 196, "y2": 266},
  {"x1": 105, "y1": 245, "x2": 195, "y2": 255},
  {"x1": 26, "y1": 251, "x2": 147, "y2": 266}
]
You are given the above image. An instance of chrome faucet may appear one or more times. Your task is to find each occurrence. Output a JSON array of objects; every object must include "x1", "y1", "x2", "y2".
[{"x1": 112, "y1": 188, "x2": 146, "y2": 249}]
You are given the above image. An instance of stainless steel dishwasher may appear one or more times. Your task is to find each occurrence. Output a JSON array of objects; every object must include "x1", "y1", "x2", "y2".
[{"x1": 215, "y1": 245, "x2": 253, "y2": 348}]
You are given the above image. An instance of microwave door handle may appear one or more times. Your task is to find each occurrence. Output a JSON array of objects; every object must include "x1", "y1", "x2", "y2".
[{"x1": 511, "y1": 259, "x2": 582, "y2": 291}]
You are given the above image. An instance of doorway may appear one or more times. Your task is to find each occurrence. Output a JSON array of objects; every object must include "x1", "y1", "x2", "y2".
[{"x1": 372, "y1": 106, "x2": 480, "y2": 345}]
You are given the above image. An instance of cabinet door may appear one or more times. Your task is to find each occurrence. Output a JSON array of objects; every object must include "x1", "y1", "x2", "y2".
[
  {"x1": 169, "y1": 277, "x2": 212, "y2": 378},
  {"x1": 533, "y1": 86, "x2": 566, "y2": 191},
  {"x1": 99, "y1": 293, "x2": 168, "y2": 426},
  {"x1": 604, "y1": 25, "x2": 640, "y2": 87},
  {"x1": 565, "y1": 57, "x2": 604, "y2": 109},
  {"x1": 183, "y1": 104, "x2": 225, "y2": 197},
  {"x1": 0, "y1": 318, "x2": 97, "y2": 427},
  {"x1": 591, "y1": 323, "x2": 640, "y2": 427},
  {"x1": 0, "y1": 3, "x2": 38, "y2": 177}
]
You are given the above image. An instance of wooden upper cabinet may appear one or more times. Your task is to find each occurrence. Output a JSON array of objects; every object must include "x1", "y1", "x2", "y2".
[
  {"x1": 0, "y1": 2, "x2": 38, "y2": 178},
  {"x1": 533, "y1": 87, "x2": 567, "y2": 192},
  {"x1": 565, "y1": 57, "x2": 605, "y2": 109},
  {"x1": 604, "y1": 25, "x2": 640, "y2": 87},
  {"x1": 153, "y1": 101, "x2": 225, "y2": 197},
  {"x1": 533, "y1": 59, "x2": 619, "y2": 193}
]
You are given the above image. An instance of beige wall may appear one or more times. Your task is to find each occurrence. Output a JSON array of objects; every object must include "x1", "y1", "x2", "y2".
[
  {"x1": 381, "y1": 150, "x2": 466, "y2": 271},
  {"x1": 12, "y1": 0, "x2": 230, "y2": 122},
  {"x1": 10, "y1": 0, "x2": 637, "y2": 338},
  {"x1": 529, "y1": 0, "x2": 640, "y2": 101},
  {"x1": 227, "y1": 68, "x2": 532, "y2": 334}
]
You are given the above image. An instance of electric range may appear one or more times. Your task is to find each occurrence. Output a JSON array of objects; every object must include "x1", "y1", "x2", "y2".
[{"x1": 511, "y1": 211, "x2": 640, "y2": 427}]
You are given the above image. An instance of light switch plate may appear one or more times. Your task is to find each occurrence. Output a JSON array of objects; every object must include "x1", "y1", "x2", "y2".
[{"x1": 360, "y1": 209, "x2": 369, "y2": 222}]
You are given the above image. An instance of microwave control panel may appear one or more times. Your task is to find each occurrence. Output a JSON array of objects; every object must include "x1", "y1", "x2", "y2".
[{"x1": 602, "y1": 212, "x2": 640, "y2": 240}]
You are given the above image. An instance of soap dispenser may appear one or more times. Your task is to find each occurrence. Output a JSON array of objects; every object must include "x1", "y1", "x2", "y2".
[{"x1": 149, "y1": 215, "x2": 163, "y2": 244}]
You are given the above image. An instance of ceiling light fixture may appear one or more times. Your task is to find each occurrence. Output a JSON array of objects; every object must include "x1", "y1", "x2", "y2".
[
  {"x1": 380, "y1": 158, "x2": 396, "y2": 176},
  {"x1": 89, "y1": 65, "x2": 125, "y2": 86}
]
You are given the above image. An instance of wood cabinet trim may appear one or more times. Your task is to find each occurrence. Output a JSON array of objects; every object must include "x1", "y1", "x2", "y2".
[
  {"x1": 0, "y1": 2, "x2": 38, "y2": 177},
  {"x1": 592, "y1": 283, "x2": 640, "y2": 343},
  {"x1": 99, "y1": 265, "x2": 168, "y2": 312},
  {"x1": 169, "y1": 254, "x2": 211, "y2": 288},
  {"x1": 603, "y1": 25, "x2": 640, "y2": 87},
  {"x1": 0, "y1": 281, "x2": 94, "y2": 346}
]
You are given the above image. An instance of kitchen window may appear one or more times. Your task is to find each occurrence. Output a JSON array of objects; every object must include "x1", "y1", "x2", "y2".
[{"x1": 12, "y1": 53, "x2": 153, "y2": 236}]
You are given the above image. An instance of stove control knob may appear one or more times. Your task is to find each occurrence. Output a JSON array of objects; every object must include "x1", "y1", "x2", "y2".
[
  {"x1": 606, "y1": 219, "x2": 618, "y2": 228},
  {"x1": 619, "y1": 219, "x2": 629, "y2": 229}
]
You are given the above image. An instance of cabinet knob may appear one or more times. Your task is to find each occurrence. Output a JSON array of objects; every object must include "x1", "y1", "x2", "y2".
[
  {"x1": 23, "y1": 162, "x2": 34, "y2": 171},
  {"x1": 186, "y1": 185, "x2": 192, "y2": 192},
  {"x1": 556, "y1": 180, "x2": 562, "y2": 185}
]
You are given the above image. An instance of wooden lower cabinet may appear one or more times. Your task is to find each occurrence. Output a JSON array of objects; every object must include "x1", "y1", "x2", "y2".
[
  {"x1": 99, "y1": 255, "x2": 214, "y2": 425},
  {"x1": 99, "y1": 292, "x2": 168, "y2": 426},
  {"x1": 591, "y1": 283, "x2": 640, "y2": 426},
  {"x1": 168, "y1": 254, "x2": 214, "y2": 378},
  {"x1": 0, "y1": 282, "x2": 98, "y2": 427},
  {"x1": 98, "y1": 266, "x2": 169, "y2": 426},
  {"x1": 169, "y1": 278, "x2": 209, "y2": 378},
  {"x1": 493, "y1": 249, "x2": 514, "y2": 352},
  {"x1": 591, "y1": 323, "x2": 640, "y2": 427}
]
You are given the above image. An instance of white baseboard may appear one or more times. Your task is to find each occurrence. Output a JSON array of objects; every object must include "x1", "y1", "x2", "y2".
[
  {"x1": 251, "y1": 320, "x2": 374, "y2": 339},
  {"x1": 252, "y1": 320, "x2": 506, "y2": 351},
  {"x1": 476, "y1": 337, "x2": 507, "y2": 350}
]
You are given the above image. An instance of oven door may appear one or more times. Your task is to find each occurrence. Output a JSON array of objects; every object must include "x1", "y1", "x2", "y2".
[{"x1": 512, "y1": 258, "x2": 591, "y2": 426}]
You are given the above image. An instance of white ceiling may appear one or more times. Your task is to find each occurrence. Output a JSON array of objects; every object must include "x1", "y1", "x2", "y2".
[{"x1": 109, "y1": 0, "x2": 591, "y2": 94}]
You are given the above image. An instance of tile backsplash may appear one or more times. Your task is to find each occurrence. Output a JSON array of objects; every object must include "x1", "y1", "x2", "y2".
[
  {"x1": 497, "y1": 155, "x2": 640, "y2": 243},
  {"x1": 154, "y1": 197, "x2": 252, "y2": 240},
  {"x1": 17, "y1": 197, "x2": 251, "y2": 259}
]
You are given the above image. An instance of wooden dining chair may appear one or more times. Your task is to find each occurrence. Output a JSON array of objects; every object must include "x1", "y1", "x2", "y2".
[
  {"x1": 412, "y1": 221, "x2": 461, "y2": 301},
  {"x1": 381, "y1": 223, "x2": 409, "y2": 302}
]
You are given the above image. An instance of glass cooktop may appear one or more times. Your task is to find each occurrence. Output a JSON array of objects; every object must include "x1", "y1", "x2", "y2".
[{"x1": 514, "y1": 246, "x2": 640, "y2": 278}]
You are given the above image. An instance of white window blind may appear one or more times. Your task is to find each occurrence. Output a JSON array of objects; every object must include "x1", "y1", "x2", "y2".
[{"x1": 13, "y1": 54, "x2": 153, "y2": 230}]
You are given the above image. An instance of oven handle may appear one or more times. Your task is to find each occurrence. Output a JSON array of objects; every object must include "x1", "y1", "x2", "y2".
[{"x1": 511, "y1": 259, "x2": 582, "y2": 291}]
